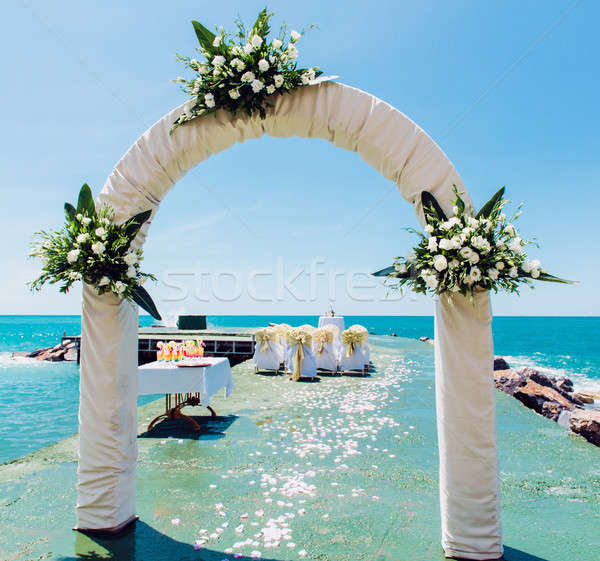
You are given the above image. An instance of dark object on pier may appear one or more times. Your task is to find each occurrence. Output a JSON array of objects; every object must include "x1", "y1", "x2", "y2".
[{"x1": 177, "y1": 315, "x2": 207, "y2": 330}]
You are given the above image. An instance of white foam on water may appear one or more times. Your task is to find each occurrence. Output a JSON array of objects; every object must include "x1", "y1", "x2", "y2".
[{"x1": 503, "y1": 354, "x2": 600, "y2": 393}]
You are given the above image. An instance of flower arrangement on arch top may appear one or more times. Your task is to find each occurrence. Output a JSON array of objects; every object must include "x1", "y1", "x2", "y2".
[
  {"x1": 373, "y1": 186, "x2": 574, "y2": 298},
  {"x1": 172, "y1": 8, "x2": 333, "y2": 131},
  {"x1": 29, "y1": 184, "x2": 161, "y2": 320}
]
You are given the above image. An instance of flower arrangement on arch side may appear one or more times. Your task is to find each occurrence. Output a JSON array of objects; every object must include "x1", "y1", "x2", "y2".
[
  {"x1": 373, "y1": 187, "x2": 574, "y2": 298},
  {"x1": 172, "y1": 8, "x2": 333, "y2": 132},
  {"x1": 29, "y1": 184, "x2": 161, "y2": 320}
]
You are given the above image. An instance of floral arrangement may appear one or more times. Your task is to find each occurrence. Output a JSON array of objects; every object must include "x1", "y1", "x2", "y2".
[
  {"x1": 172, "y1": 8, "x2": 332, "y2": 131},
  {"x1": 29, "y1": 184, "x2": 161, "y2": 319},
  {"x1": 374, "y1": 187, "x2": 573, "y2": 298}
]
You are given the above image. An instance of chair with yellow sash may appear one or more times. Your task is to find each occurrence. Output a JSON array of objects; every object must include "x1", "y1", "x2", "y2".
[
  {"x1": 253, "y1": 327, "x2": 283, "y2": 374},
  {"x1": 339, "y1": 328, "x2": 367, "y2": 375},
  {"x1": 271, "y1": 323, "x2": 292, "y2": 366},
  {"x1": 348, "y1": 324, "x2": 370, "y2": 370},
  {"x1": 284, "y1": 327, "x2": 317, "y2": 381},
  {"x1": 312, "y1": 327, "x2": 339, "y2": 374},
  {"x1": 322, "y1": 323, "x2": 341, "y2": 358}
]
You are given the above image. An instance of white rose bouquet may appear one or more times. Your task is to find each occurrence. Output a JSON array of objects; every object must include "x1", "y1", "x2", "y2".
[
  {"x1": 29, "y1": 184, "x2": 161, "y2": 319},
  {"x1": 172, "y1": 8, "x2": 333, "y2": 131},
  {"x1": 374, "y1": 187, "x2": 574, "y2": 298}
]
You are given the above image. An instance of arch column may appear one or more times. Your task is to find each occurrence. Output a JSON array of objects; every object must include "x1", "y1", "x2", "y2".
[{"x1": 75, "y1": 81, "x2": 502, "y2": 559}]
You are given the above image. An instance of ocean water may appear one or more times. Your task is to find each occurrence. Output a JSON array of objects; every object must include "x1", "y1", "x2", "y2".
[{"x1": 0, "y1": 314, "x2": 597, "y2": 464}]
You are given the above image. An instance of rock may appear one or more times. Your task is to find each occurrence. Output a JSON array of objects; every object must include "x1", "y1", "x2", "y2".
[
  {"x1": 64, "y1": 348, "x2": 78, "y2": 361},
  {"x1": 11, "y1": 351, "x2": 30, "y2": 358},
  {"x1": 493, "y1": 356, "x2": 510, "y2": 371},
  {"x1": 28, "y1": 346, "x2": 51, "y2": 358},
  {"x1": 517, "y1": 367, "x2": 582, "y2": 406},
  {"x1": 418, "y1": 336, "x2": 434, "y2": 345},
  {"x1": 555, "y1": 376, "x2": 574, "y2": 394},
  {"x1": 574, "y1": 393, "x2": 595, "y2": 404},
  {"x1": 569, "y1": 409, "x2": 600, "y2": 447},
  {"x1": 513, "y1": 380, "x2": 577, "y2": 421},
  {"x1": 494, "y1": 369, "x2": 526, "y2": 396}
]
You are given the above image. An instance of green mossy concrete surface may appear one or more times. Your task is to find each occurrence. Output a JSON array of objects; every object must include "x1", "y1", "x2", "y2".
[{"x1": 1, "y1": 337, "x2": 598, "y2": 561}]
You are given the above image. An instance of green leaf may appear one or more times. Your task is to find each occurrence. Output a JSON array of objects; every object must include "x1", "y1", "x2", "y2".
[
  {"x1": 476, "y1": 186, "x2": 505, "y2": 219},
  {"x1": 372, "y1": 266, "x2": 396, "y2": 277},
  {"x1": 131, "y1": 285, "x2": 161, "y2": 320},
  {"x1": 421, "y1": 191, "x2": 447, "y2": 225},
  {"x1": 191, "y1": 20, "x2": 217, "y2": 52},
  {"x1": 76, "y1": 184, "x2": 96, "y2": 217},
  {"x1": 535, "y1": 272, "x2": 577, "y2": 285},
  {"x1": 123, "y1": 209, "x2": 152, "y2": 242},
  {"x1": 455, "y1": 192, "x2": 465, "y2": 213},
  {"x1": 64, "y1": 202, "x2": 76, "y2": 223}
]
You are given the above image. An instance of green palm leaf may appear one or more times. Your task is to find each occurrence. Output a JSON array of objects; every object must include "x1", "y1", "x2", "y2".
[
  {"x1": 536, "y1": 272, "x2": 577, "y2": 285},
  {"x1": 64, "y1": 203, "x2": 76, "y2": 223},
  {"x1": 372, "y1": 265, "x2": 395, "y2": 277},
  {"x1": 476, "y1": 186, "x2": 505, "y2": 219},
  {"x1": 131, "y1": 285, "x2": 161, "y2": 320},
  {"x1": 76, "y1": 183, "x2": 96, "y2": 217},
  {"x1": 123, "y1": 210, "x2": 152, "y2": 242},
  {"x1": 421, "y1": 191, "x2": 447, "y2": 225},
  {"x1": 191, "y1": 20, "x2": 217, "y2": 52}
]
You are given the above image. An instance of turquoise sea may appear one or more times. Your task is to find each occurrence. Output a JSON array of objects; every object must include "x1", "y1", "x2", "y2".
[{"x1": 0, "y1": 314, "x2": 598, "y2": 464}]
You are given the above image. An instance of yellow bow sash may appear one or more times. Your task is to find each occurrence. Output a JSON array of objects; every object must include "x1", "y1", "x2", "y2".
[
  {"x1": 341, "y1": 330, "x2": 363, "y2": 359},
  {"x1": 255, "y1": 329, "x2": 276, "y2": 353},
  {"x1": 313, "y1": 329, "x2": 334, "y2": 355},
  {"x1": 286, "y1": 329, "x2": 313, "y2": 381}
]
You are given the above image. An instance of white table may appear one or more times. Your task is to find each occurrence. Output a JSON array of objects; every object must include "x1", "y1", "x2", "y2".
[
  {"x1": 318, "y1": 315, "x2": 345, "y2": 337},
  {"x1": 138, "y1": 357, "x2": 234, "y2": 431}
]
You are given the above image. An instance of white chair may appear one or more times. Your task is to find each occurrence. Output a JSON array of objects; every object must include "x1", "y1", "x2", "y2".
[
  {"x1": 285, "y1": 327, "x2": 317, "y2": 381},
  {"x1": 348, "y1": 324, "x2": 370, "y2": 369},
  {"x1": 322, "y1": 324, "x2": 341, "y2": 360},
  {"x1": 271, "y1": 323, "x2": 291, "y2": 366},
  {"x1": 312, "y1": 328, "x2": 339, "y2": 374},
  {"x1": 339, "y1": 328, "x2": 367, "y2": 375},
  {"x1": 253, "y1": 328, "x2": 283, "y2": 373}
]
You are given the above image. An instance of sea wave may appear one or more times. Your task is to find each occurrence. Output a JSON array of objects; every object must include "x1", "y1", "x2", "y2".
[
  {"x1": 503, "y1": 354, "x2": 600, "y2": 393},
  {"x1": 0, "y1": 352, "x2": 52, "y2": 368}
]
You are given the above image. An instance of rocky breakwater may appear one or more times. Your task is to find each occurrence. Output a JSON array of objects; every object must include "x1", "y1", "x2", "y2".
[
  {"x1": 12, "y1": 340, "x2": 78, "y2": 362},
  {"x1": 494, "y1": 357, "x2": 600, "y2": 447}
]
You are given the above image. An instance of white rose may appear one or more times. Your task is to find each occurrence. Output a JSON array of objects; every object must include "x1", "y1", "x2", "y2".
[
  {"x1": 212, "y1": 35, "x2": 222, "y2": 47},
  {"x1": 448, "y1": 259, "x2": 460, "y2": 269},
  {"x1": 406, "y1": 252, "x2": 416, "y2": 264},
  {"x1": 266, "y1": 85, "x2": 275, "y2": 94},
  {"x1": 452, "y1": 205, "x2": 459, "y2": 215},
  {"x1": 76, "y1": 213, "x2": 83, "y2": 221},
  {"x1": 470, "y1": 267, "x2": 482, "y2": 282},
  {"x1": 286, "y1": 44, "x2": 298, "y2": 60},
  {"x1": 98, "y1": 276, "x2": 110, "y2": 286},
  {"x1": 250, "y1": 34, "x2": 263, "y2": 48},
  {"x1": 531, "y1": 268, "x2": 540, "y2": 279},
  {"x1": 433, "y1": 254, "x2": 448, "y2": 272},
  {"x1": 469, "y1": 251, "x2": 480, "y2": 264},
  {"x1": 290, "y1": 30, "x2": 301, "y2": 42},
  {"x1": 95, "y1": 227, "x2": 106, "y2": 239},
  {"x1": 394, "y1": 263, "x2": 407, "y2": 274},
  {"x1": 243, "y1": 43, "x2": 254, "y2": 55},
  {"x1": 241, "y1": 71, "x2": 255, "y2": 83},
  {"x1": 439, "y1": 238, "x2": 454, "y2": 251},
  {"x1": 531, "y1": 259, "x2": 541, "y2": 269},
  {"x1": 230, "y1": 58, "x2": 245, "y2": 71},
  {"x1": 123, "y1": 252, "x2": 138, "y2": 266},
  {"x1": 424, "y1": 274, "x2": 439, "y2": 290},
  {"x1": 509, "y1": 267, "x2": 518, "y2": 278},
  {"x1": 460, "y1": 247, "x2": 473, "y2": 260},
  {"x1": 301, "y1": 73, "x2": 310, "y2": 85},
  {"x1": 229, "y1": 88, "x2": 241, "y2": 100},
  {"x1": 251, "y1": 79, "x2": 264, "y2": 93},
  {"x1": 76, "y1": 233, "x2": 89, "y2": 244},
  {"x1": 258, "y1": 59, "x2": 269, "y2": 72},
  {"x1": 198, "y1": 63, "x2": 210, "y2": 75},
  {"x1": 126, "y1": 266, "x2": 137, "y2": 278},
  {"x1": 509, "y1": 237, "x2": 524, "y2": 254},
  {"x1": 212, "y1": 55, "x2": 226, "y2": 67},
  {"x1": 69, "y1": 271, "x2": 82, "y2": 281},
  {"x1": 91, "y1": 241, "x2": 105, "y2": 255},
  {"x1": 82, "y1": 217, "x2": 92, "y2": 226},
  {"x1": 505, "y1": 224, "x2": 516, "y2": 237},
  {"x1": 427, "y1": 237, "x2": 438, "y2": 252},
  {"x1": 488, "y1": 268, "x2": 499, "y2": 281},
  {"x1": 450, "y1": 236, "x2": 462, "y2": 249},
  {"x1": 204, "y1": 93, "x2": 215, "y2": 108},
  {"x1": 424, "y1": 224, "x2": 434, "y2": 234},
  {"x1": 114, "y1": 281, "x2": 126, "y2": 295},
  {"x1": 67, "y1": 249, "x2": 80, "y2": 263},
  {"x1": 496, "y1": 261, "x2": 504, "y2": 271},
  {"x1": 521, "y1": 260, "x2": 532, "y2": 273},
  {"x1": 272, "y1": 39, "x2": 283, "y2": 49},
  {"x1": 273, "y1": 74, "x2": 284, "y2": 88}
]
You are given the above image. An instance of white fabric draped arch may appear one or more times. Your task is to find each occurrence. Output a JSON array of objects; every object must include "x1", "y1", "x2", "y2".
[{"x1": 76, "y1": 81, "x2": 502, "y2": 560}]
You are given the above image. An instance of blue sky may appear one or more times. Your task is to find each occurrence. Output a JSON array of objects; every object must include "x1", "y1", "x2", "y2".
[{"x1": 1, "y1": 0, "x2": 598, "y2": 318}]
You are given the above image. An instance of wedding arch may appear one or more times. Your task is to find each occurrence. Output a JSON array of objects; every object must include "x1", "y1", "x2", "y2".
[{"x1": 76, "y1": 81, "x2": 502, "y2": 560}]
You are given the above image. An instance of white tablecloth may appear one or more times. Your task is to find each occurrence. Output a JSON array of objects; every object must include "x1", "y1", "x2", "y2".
[
  {"x1": 318, "y1": 316, "x2": 345, "y2": 334},
  {"x1": 137, "y1": 357, "x2": 234, "y2": 407}
]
